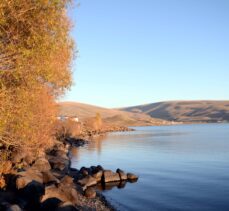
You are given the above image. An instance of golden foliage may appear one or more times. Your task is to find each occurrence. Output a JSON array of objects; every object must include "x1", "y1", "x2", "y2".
[
  {"x1": 55, "y1": 119, "x2": 82, "y2": 140},
  {"x1": 0, "y1": 161, "x2": 12, "y2": 174},
  {"x1": 0, "y1": 0, "x2": 74, "y2": 155}
]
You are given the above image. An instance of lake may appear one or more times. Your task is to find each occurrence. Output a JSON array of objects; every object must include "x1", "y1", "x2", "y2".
[{"x1": 71, "y1": 124, "x2": 229, "y2": 211}]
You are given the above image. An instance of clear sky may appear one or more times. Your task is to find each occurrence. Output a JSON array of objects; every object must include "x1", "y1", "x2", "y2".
[{"x1": 63, "y1": 0, "x2": 229, "y2": 108}]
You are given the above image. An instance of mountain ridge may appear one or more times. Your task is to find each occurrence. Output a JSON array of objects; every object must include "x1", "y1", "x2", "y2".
[{"x1": 120, "y1": 100, "x2": 229, "y2": 123}]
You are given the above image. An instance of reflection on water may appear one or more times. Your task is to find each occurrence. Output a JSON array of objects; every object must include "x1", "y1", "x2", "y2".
[
  {"x1": 72, "y1": 124, "x2": 229, "y2": 211},
  {"x1": 85, "y1": 134, "x2": 108, "y2": 155},
  {"x1": 96, "y1": 180, "x2": 128, "y2": 191}
]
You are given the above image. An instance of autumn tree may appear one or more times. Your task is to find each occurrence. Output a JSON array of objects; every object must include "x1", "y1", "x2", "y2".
[
  {"x1": 0, "y1": 0, "x2": 74, "y2": 160},
  {"x1": 84, "y1": 113, "x2": 103, "y2": 131}
]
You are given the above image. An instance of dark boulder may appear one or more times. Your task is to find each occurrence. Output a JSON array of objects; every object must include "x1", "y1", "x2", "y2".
[
  {"x1": 102, "y1": 170, "x2": 120, "y2": 183},
  {"x1": 90, "y1": 166, "x2": 97, "y2": 173},
  {"x1": 17, "y1": 181, "x2": 45, "y2": 211},
  {"x1": 80, "y1": 166, "x2": 93, "y2": 176},
  {"x1": 96, "y1": 165, "x2": 103, "y2": 172},
  {"x1": 116, "y1": 169, "x2": 127, "y2": 180},
  {"x1": 69, "y1": 169, "x2": 80, "y2": 179},
  {"x1": 81, "y1": 170, "x2": 88, "y2": 177},
  {"x1": 40, "y1": 197, "x2": 62, "y2": 211},
  {"x1": 48, "y1": 156, "x2": 69, "y2": 172},
  {"x1": 127, "y1": 173, "x2": 138, "y2": 181},
  {"x1": 41, "y1": 180, "x2": 78, "y2": 206},
  {"x1": 77, "y1": 175, "x2": 97, "y2": 189},
  {"x1": 92, "y1": 170, "x2": 103, "y2": 182},
  {"x1": 42, "y1": 171, "x2": 59, "y2": 184}
]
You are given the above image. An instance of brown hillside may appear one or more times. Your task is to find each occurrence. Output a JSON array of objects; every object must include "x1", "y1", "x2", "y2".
[
  {"x1": 58, "y1": 102, "x2": 168, "y2": 126},
  {"x1": 121, "y1": 101, "x2": 229, "y2": 123}
]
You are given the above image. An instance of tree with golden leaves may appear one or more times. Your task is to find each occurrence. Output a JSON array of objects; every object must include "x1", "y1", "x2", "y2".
[{"x1": 0, "y1": 0, "x2": 74, "y2": 159}]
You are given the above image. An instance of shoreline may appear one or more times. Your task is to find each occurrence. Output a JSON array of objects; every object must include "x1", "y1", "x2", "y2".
[
  {"x1": 67, "y1": 136, "x2": 117, "y2": 211},
  {"x1": 0, "y1": 127, "x2": 133, "y2": 210}
]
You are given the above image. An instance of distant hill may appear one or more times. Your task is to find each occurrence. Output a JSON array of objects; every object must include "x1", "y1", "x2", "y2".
[
  {"x1": 58, "y1": 102, "x2": 168, "y2": 126},
  {"x1": 120, "y1": 101, "x2": 229, "y2": 123}
]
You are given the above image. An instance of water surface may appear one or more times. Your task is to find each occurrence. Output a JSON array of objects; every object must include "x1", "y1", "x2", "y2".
[{"x1": 71, "y1": 124, "x2": 229, "y2": 211}]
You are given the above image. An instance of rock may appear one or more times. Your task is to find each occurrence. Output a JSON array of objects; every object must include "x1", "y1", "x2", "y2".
[
  {"x1": 103, "y1": 170, "x2": 120, "y2": 183},
  {"x1": 61, "y1": 175, "x2": 74, "y2": 185},
  {"x1": 32, "y1": 157, "x2": 51, "y2": 172},
  {"x1": 42, "y1": 171, "x2": 59, "y2": 184},
  {"x1": 128, "y1": 178, "x2": 138, "y2": 183},
  {"x1": 5, "y1": 204, "x2": 22, "y2": 211},
  {"x1": 51, "y1": 170, "x2": 66, "y2": 180},
  {"x1": 86, "y1": 167, "x2": 93, "y2": 175},
  {"x1": 56, "y1": 202, "x2": 79, "y2": 211},
  {"x1": 69, "y1": 169, "x2": 80, "y2": 178},
  {"x1": 81, "y1": 170, "x2": 88, "y2": 177},
  {"x1": 92, "y1": 170, "x2": 103, "y2": 182},
  {"x1": 51, "y1": 162, "x2": 66, "y2": 171},
  {"x1": 16, "y1": 177, "x2": 32, "y2": 190},
  {"x1": 41, "y1": 185, "x2": 63, "y2": 201},
  {"x1": 79, "y1": 167, "x2": 92, "y2": 176},
  {"x1": 41, "y1": 197, "x2": 62, "y2": 211},
  {"x1": 116, "y1": 169, "x2": 127, "y2": 180},
  {"x1": 90, "y1": 166, "x2": 97, "y2": 173},
  {"x1": 84, "y1": 187, "x2": 96, "y2": 199},
  {"x1": 71, "y1": 172, "x2": 83, "y2": 182},
  {"x1": 17, "y1": 180, "x2": 45, "y2": 210},
  {"x1": 16, "y1": 168, "x2": 43, "y2": 189},
  {"x1": 41, "y1": 183, "x2": 78, "y2": 206},
  {"x1": 48, "y1": 156, "x2": 69, "y2": 172},
  {"x1": 127, "y1": 173, "x2": 138, "y2": 180},
  {"x1": 96, "y1": 165, "x2": 103, "y2": 171},
  {"x1": 77, "y1": 175, "x2": 97, "y2": 188},
  {"x1": 65, "y1": 137, "x2": 86, "y2": 147}
]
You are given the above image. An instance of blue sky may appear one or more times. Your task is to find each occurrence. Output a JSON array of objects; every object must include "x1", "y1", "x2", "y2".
[{"x1": 63, "y1": 0, "x2": 229, "y2": 108}]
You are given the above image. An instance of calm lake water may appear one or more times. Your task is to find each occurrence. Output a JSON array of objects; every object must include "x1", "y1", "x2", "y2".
[{"x1": 71, "y1": 124, "x2": 229, "y2": 211}]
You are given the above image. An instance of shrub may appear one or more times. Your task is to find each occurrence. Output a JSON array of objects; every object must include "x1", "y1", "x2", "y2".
[{"x1": 55, "y1": 119, "x2": 82, "y2": 140}]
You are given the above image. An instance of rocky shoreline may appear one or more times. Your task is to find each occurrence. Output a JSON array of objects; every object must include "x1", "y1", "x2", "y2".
[
  {"x1": 78, "y1": 126, "x2": 134, "y2": 140},
  {"x1": 0, "y1": 130, "x2": 138, "y2": 211}
]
